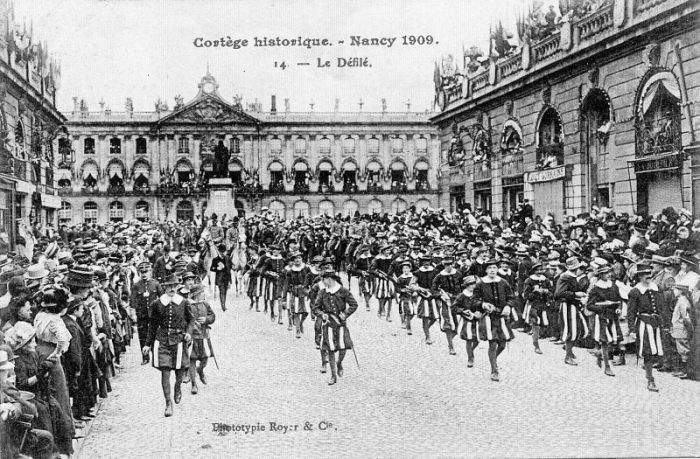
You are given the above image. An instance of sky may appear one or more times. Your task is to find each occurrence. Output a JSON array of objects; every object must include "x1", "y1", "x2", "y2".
[{"x1": 15, "y1": 0, "x2": 532, "y2": 114}]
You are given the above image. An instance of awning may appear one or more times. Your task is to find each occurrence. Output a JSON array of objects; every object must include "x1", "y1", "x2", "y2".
[
  {"x1": 318, "y1": 162, "x2": 332, "y2": 171},
  {"x1": 391, "y1": 162, "x2": 405, "y2": 171},
  {"x1": 293, "y1": 162, "x2": 308, "y2": 171},
  {"x1": 415, "y1": 161, "x2": 429, "y2": 170},
  {"x1": 177, "y1": 162, "x2": 193, "y2": 172},
  {"x1": 57, "y1": 168, "x2": 71, "y2": 181},
  {"x1": 202, "y1": 160, "x2": 213, "y2": 172},
  {"x1": 342, "y1": 161, "x2": 357, "y2": 172},
  {"x1": 134, "y1": 164, "x2": 149, "y2": 178},
  {"x1": 642, "y1": 75, "x2": 681, "y2": 115},
  {"x1": 269, "y1": 162, "x2": 284, "y2": 172},
  {"x1": 229, "y1": 161, "x2": 243, "y2": 172},
  {"x1": 82, "y1": 163, "x2": 98, "y2": 179},
  {"x1": 108, "y1": 165, "x2": 123, "y2": 179},
  {"x1": 366, "y1": 162, "x2": 382, "y2": 172}
]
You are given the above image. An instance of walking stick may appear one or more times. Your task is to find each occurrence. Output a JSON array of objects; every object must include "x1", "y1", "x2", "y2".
[
  {"x1": 351, "y1": 344, "x2": 360, "y2": 370},
  {"x1": 207, "y1": 337, "x2": 220, "y2": 370}
]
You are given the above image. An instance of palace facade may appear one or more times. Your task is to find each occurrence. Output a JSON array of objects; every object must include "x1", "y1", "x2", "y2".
[
  {"x1": 431, "y1": 0, "x2": 700, "y2": 220},
  {"x1": 61, "y1": 72, "x2": 440, "y2": 224}
]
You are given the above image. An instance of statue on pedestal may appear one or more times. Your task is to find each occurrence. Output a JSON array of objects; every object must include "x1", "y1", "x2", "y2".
[{"x1": 213, "y1": 140, "x2": 230, "y2": 178}]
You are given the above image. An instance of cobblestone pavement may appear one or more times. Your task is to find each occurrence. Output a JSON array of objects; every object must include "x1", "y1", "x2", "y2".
[{"x1": 78, "y1": 281, "x2": 700, "y2": 459}]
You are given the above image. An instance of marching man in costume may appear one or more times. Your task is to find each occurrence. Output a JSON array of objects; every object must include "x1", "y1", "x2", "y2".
[
  {"x1": 415, "y1": 255, "x2": 439, "y2": 345},
  {"x1": 285, "y1": 251, "x2": 311, "y2": 338},
  {"x1": 523, "y1": 261, "x2": 553, "y2": 355},
  {"x1": 396, "y1": 261, "x2": 418, "y2": 336},
  {"x1": 432, "y1": 255, "x2": 462, "y2": 355},
  {"x1": 353, "y1": 247, "x2": 374, "y2": 312},
  {"x1": 453, "y1": 275, "x2": 481, "y2": 367},
  {"x1": 263, "y1": 245, "x2": 286, "y2": 325},
  {"x1": 473, "y1": 259, "x2": 516, "y2": 382},
  {"x1": 555, "y1": 257, "x2": 589, "y2": 366},
  {"x1": 371, "y1": 245, "x2": 395, "y2": 321},
  {"x1": 142, "y1": 274, "x2": 195, "y2": 417},
  {"x1": 312, "y1": 266, "x2": 358, "y2": 386},
  {"x1": 187, "y1": 284, "x2": 216, "y2": 395},
  {"x1": 627, "y1": 264, "x2": 666, "y2": 392},
  {"x1": 586, "y1": 263, "x2": 623, "y2": 377}
]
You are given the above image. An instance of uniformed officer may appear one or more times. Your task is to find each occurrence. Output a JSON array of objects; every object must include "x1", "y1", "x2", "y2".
[{"x1": 130, "y1": 262, "x2": 163, "y2": 364}]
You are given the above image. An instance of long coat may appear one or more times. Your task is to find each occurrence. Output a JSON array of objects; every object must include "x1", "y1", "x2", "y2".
[{"x1": 312, "y1": 285, "x2": 358, "y2": 351}]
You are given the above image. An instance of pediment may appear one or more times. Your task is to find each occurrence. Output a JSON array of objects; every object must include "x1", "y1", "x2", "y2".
[{"x1": 158, "y1": 96, "x2": 260, "y2": 125}]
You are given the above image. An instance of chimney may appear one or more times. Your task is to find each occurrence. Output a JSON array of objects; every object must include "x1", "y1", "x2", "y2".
[{"x1": 271, "y1": 95, "x2": 277, "y2": 114}]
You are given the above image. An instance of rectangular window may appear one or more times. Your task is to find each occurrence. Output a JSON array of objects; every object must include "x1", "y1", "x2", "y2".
[
  {"x1": 230, "y1": 138, "x2": 240, "y2": 154},
  {"x1": 109, "y1": 138, "x2": 121, "y2": 154},
  {"x1": 295, "y1": 138, "x2": 306, "y2": 154},
  {"x1": 58, "y1": 206, "x2": 72, "y2": 224},
  {"x1": 415, "y1": 138, "x2": 428, "y2": 154},
  {"x1": 343, "y1": 138, "x2": 355, "y2": 155},
  {"x1": 270, "y1": 138, "x2": 282, "y2": 155},
  {"x1": 178, "y1": 138, "x2": 189, "y2": 154},
  {"x1": 368, "y1": 138, "x2": 380, "y2": 155},
  {"x1": 84, "y1": 208, "x2": 97, "y2": 224},
  {"x1": 84, "y1": 138, "x2": 95, "y2": 155},
  {"x1": 136, "y1": 138, "x2": 147, "y2": 154},
  {"x1": 391, "y1": 137, "x2": 404, "y2": 154},
  {"x1": 319, "y1": 138, "x2": 331, "y2": 155},
  {"x1": 109, "y1": 206, "x2": 124, "y2": 221}
]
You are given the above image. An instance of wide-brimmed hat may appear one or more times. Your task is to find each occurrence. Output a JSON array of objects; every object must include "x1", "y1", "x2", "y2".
[
  {"x1": 24, "y1": 264, "x2": 49, "y2": 280},
  {"x1": 64, "y1": 265, "x2": 95, "y2": 288},
  {"x1": 484, "y1": 258, "x2": 500, "y2": 268},
  {"x1": 181, "y1": 271, "x2": 197, "y2": 281},
  {"x1": 595, "y1": 264, "x2": 611, "y2": 275},
  {"x1": 310, "y1": 255, "x2": 324, "y2": 264},
  {"x1": 190, "y1": 284, "x2": 205, "y2": 298},
  {"x1": 565, "y1": 257, "x2": 583, "y2": 271},
  {"x1": 44, "y1": 242, "x2": 59, "y2": 259},
  {"x1": 4, "y1": 321, "x2": 36, "y2": 352},
  {"x1": 636, "y1": 264, "x2": 653, "y2": 277},
  {"x1": 161, "y1": 274, "x2": 180, "y2": 286}
]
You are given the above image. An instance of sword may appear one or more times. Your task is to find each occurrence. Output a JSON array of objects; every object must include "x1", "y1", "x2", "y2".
[{"x1": 207, "y1": 337, "x2": 220, "y2": 370}]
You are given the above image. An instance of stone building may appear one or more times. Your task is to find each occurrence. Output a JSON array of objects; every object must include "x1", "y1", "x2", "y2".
[
  {"x1": 431, "y1": 0, "x2": 700, "y2": 221},
  {"x1": 0, "y1": 0, "x2": 65, "y2": 244},
  {"x1": 60, "y1": 72, "x2": 439, "y2": 224}
]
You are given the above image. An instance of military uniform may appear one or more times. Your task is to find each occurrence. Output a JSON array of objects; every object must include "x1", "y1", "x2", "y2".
[{"x1": 131, "y1": 277, "x2": 163, "y2": 350}]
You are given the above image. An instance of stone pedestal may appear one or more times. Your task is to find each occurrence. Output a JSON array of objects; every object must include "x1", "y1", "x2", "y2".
[{"x1": 206, "y1": 177, "x2": 238, "y2": 218}]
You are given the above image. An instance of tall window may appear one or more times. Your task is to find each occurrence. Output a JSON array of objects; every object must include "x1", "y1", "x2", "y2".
[
  {"x1": 270, "y1": 138, "x2": 282, "y2": 155},
  {"x1": 58, "y1": 202, "x2": 72, "y2": 224},
  {"x1": 318, "y1": 138, "x2": 331, "y2": 155},
  {"x1": 536, "y1": 108, "x2": 563, "y2": 169},
  {"x1": 136, "y1": 138, "x2": 147, "y2": 154},
  {"x1": 178, "y1": 137, "x2": 189, "y2": 154},
  {"x1": 176, "y1": 201, "x2": 194, "y2": 222},
  {"x1": 391, "y1": 137, "x2": 404, "y2": 154},
  {"x1": 295, "y1": 138, "x2": 306, "y2": 154},
  {"x1": 14, "y1": 121, "x2": 25, "y2": 159},
  {"x1": 368, "y1": 137, "x2": 380, "y2": 155},
  {"x1": 109, "y1": 201, "x2": 124, "y2": 222},
  {"x1": 135, "y1": 201, "x2": 149, "y2": 221},
  {"x1": 343, "y1": 137, "x2": 355, "y2": 155},
  {"x1": 84, "y1": 138, "x2": 95, "y2": 155},
  {"x1": 109, "y1": 138, "x2": 121, "y2": 154},
  {"x1": 415, "y1": 137, "x2": 428, "y2": 154},
  {"x1": 230, "y1": 137, "x2": 240, "y2": 154},
  {"x1": 83, "y1": 202, "x2": 98, "y2": 224},
  {"x1": 269, "y1": 200, "x2": 285, "y2": 219}
]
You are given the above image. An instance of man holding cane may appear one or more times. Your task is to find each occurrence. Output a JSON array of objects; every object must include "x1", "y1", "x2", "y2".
[{"x1": 141, "y1": 274, "x2": 195, "y2": 417}]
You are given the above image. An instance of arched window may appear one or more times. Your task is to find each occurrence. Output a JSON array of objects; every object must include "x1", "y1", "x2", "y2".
[
  {"x1": 636, "y1": 72, "x2": 681, "y2": 157},
  {"x1": 414, "y1": 160, "x2": 430, "y2": 191},
  {"x1": 176, "y1": 200, "x2": 194, "y2": 222},
  {"x1": 175, "y1": 159, "x2": 194, "y2": 184},
  {"x1": 342, "y1": 200, "x2": 359, "y2": 216},
  {"x1": 536, "y1": 107, "x2": 563, "y2": 169},
  {"x1": 293, "y1": 161, "x2": 309, "y2": 192},
  {"x1": 366, "y1": 161, "x2": 383, "y2": 191},
  {"x1": 318, "y1": 200, "x2": 334, "y2": 216},
  {"x1": 82, "y1": 161, "x2": 99, "y2": 189},
  {"x1": 391, "y1": 198, "x2": 407, "y2": 214},
  {"x1": 293, "y1": 200, "x2": 310, "y2": 218},
  {"x1": 269, "y1": 200, "x2": 285, "y2": 219},
  {"x1": 57, "y1": 169, "x2": 71, "y2": 190},
  {"x1": 58, "y1": 202, "x2": 72, "y2": 224},
  {"x1": 415, "y1": 199, "x2": 431, "y2": 211},
  {"x1": 109, "y1": 138, "x2": 121, "y2": 155},
  {"x1": 341, "y1": 160, "x2": 358, "y2": 193},
  {"x1": 268, "y1": 161, "x2": 284, "y2": 192},
  {"x1": 390, "y1": 161, "x2": 407, "y2": 191},
  {"x1": 581, "y1": 89, "x2": 613, "y2": 207},
  {"x1": 109, "y1": 201, "x2": 124, "y2": 222},
  {"x1": 367, "y1": 199, "x2": 383, "y2": 214},
  {"x1": 14, "y1": 120, "x2": 26, "y2": 159},
  {"x1": 107, "y1": 160, "x2": 125, "y2": 191},
  {"x1": 136, "y1": 138, "x2": 147, "y2": 154},
  {"x1": 135, "y1": 201, "x2": 149, "y2": 221},
  {"x1": 133, "y1": 160, "x2": 150, "y2": 191},
  {"x1": 235, "y1": 199, "x2": 246, "y2": 219},
  {"x1": 317, "y1": 161, "x2": 334, "y2": 191},
  {"x1": 83, "y1": 202, "x2": 98, "y2": 224}
]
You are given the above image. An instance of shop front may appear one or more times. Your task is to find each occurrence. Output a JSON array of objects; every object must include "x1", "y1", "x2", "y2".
[
  {"x1": 502, "y1": 175, "x2": 524, "y2": 220},
  {"x1": 473, "y1": 180, "x2": 492, "y2": 213},
  {"x1": 526, "y1": 165, "x2": 566, "y2": 221}
]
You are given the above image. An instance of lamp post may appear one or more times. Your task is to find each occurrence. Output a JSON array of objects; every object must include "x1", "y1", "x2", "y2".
[{"x1": 163, "y1": 195, "x2": 172, "y2": 221}]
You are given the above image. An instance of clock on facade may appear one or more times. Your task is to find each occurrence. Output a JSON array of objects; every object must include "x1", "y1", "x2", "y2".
[{"x1": 202, "y1": 82, "x2": 215, "y2": 94}]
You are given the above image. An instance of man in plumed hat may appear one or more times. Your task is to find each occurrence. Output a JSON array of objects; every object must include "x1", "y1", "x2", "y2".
[
  {"x1": 130, "y1": 261, "x2": 163, "y2": 364},
  {"x1": 142, "y1": 274, "x2": 196, "y2": 417}
]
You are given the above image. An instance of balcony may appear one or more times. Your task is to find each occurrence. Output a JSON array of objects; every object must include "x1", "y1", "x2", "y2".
[
  {"x1": 471, "y1": 71, "x2": 489, "y2": 93},
  {"x1": 536, "y1": 143, "x2": 565, "y2": 170},
  {"x1": 577, "y1": 3, "x2": 614, "y2": 42},
  {"x1": 497, "y1": 53, "x2": 522, "y2": 79},
  {"x1": 532, "y1": 33, "x2": 561, "y2": 64}
]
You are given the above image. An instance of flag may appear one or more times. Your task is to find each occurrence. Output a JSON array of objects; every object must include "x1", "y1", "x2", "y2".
[{"x1": 433, "y1": 61, "x2": 441, "y2": 109}]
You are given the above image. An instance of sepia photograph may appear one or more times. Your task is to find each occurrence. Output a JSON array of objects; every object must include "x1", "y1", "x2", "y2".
[{"x1": 0, "y1": 0, "x2": 699, "y2": 457}]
